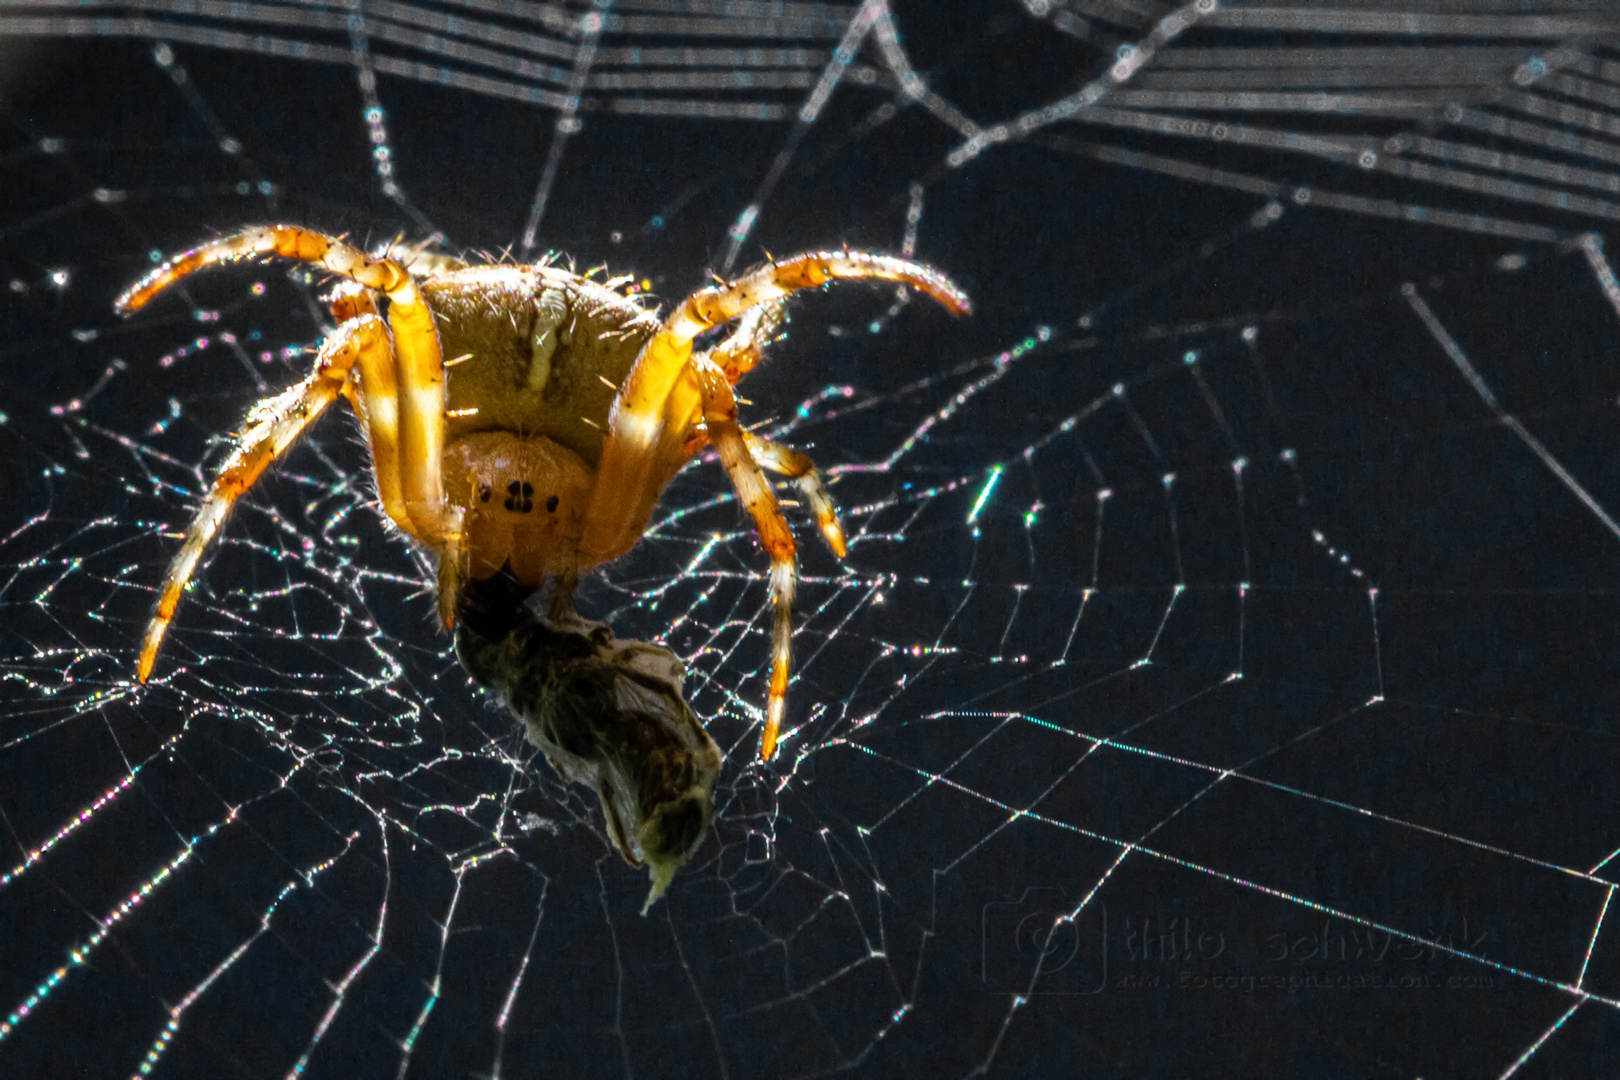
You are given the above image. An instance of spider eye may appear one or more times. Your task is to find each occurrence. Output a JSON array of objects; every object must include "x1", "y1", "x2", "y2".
[{"x1": 502, "y1": 479, "x2": 536, "y2": 514}]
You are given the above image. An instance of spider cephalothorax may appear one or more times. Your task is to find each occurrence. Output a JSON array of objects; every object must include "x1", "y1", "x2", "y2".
[{"x1": 119, "y1": 225, "x2": 968, "y2": 902}]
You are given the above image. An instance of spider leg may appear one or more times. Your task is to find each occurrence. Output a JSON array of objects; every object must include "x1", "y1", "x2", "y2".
[
  {"x1": 118, "y1": 224, "x2": 449, "y2": 542},
  {"x1": 322, "y1": 287, "x2": 414, "y2": 539},
  {"x1": 674, "y1": 301, "x2": 847, "y2": 557},
  {"x1": 670, "y1": 304, "x2": 788, "y2": 460},
  {"x1": 326, "y1": 278, "x2": 380, "y2": 324},
  {"x1": 136, "y1": 317, "x2": 379, "y2": 682},
  {"x1": 690, "y1": 356, "x2": 798, "y2": 760},
  {"x1": 582, "y1": 251, "x2": 968, "y2": 563},
  {"x1": 711, "y1": 298, "x2": 784, "y2": 384},
  {"x1": 742, "y1": 432, "x2": 846, "y2": 558}
]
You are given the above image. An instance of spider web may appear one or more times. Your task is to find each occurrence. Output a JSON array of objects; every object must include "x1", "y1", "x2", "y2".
[{"x1": 4, "y1": 1, "x2": 1620, "y2": 1075}]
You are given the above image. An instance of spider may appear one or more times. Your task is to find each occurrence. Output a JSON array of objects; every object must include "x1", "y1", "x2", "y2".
[{"x1": 120, "y1": 225, "x2": 969, "y2": 764}]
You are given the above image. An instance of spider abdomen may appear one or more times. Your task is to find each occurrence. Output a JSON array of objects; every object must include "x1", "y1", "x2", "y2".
[{"x1": 428, "y1": 270, "x2": 655, "y2": 468}]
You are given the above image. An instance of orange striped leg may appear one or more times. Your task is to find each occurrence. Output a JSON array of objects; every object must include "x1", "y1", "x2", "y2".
[
  {"x1": 326, "y1": 279, "x2": 379, "y2": 323},
  {"x1": 742, "y1": 432, "x2": 847, "y2": 558},
  {"x1": 136, "y1": 318, "x2": 378, "y2": 682},
  {"x1": 117, "y1": 225, "x2": 448, "y2": 543},
  {"x1": 333, "y1": 317, "x2": 413, "y2": 538},
  {"x1": 664, "y1": 300, "x2": 791, "y2": 462},
  {"x1": 691, "y1": 356, "x2": 797, "y2": 761},
  {"x1": 327, "y1": 281, "x2": 464, "y2": 626},
  {"x1": 325, "y1": 286, "x2": 415, "y2": 537},
  {"x1": 582, "y1": 252, "x2": 970, "y2": 563},
  {"x1": 321, "y1": 281, "x2": 410, "y2": 542}
]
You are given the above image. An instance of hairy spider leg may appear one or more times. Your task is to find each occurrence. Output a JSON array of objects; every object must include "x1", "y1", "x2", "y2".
[
  {"x1": 325, "y1": 285, "x2": 415, "y2": 538},
  {"x1": 581, "y1": 252, "x2": 968, "y2": 758},
  {"x1": 690, "y1": 355, "x2": 799, "y2": 760},
  {"x1": 684, "y1": 389, "x2": 846, "y2": 760},
  {"x1": 675, "y1": 301, "x2": 849, "y2": 557},
  {"x1": 742, "y1": 432, "x2": 847, "y2": 558},
  {"x1": 712, "y1": 297, "x2": 784, "y2": 384},
  {"x1": 330, "y1": 285, "x2": 382, "y2": 431},
  {"x1": 672, "y1": 302, "x2": 784, "y2": 464},
  {"x1": 326, "y1": 278, "x2": 379, "y2": 324},
  {"x1": 583, "y1": 251, "x2": 970, "y2": 563},
  {"x1": 680, "y1": 318, "x2": 848, "y2": 759},
  {"x1": 136, "y1": 316, "x2": 386, "y2": 683},
  {"x1": 117, "y1": 224, "x2": 449, "y2": 543}
]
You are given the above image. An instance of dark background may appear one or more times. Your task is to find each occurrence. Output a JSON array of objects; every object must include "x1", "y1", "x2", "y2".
[{"x1": 3, "y1": 5, "x2": 1620, "y2": 1077}]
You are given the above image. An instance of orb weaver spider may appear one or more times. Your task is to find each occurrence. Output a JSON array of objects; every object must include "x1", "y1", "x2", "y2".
[{"x1": 120, "y1": 225, "x2": 969, "y2": 764}]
